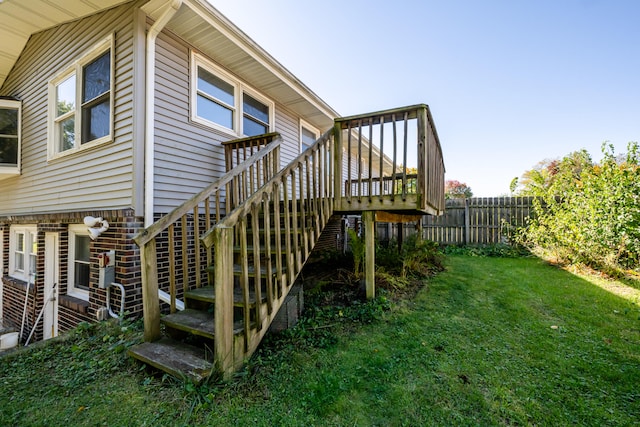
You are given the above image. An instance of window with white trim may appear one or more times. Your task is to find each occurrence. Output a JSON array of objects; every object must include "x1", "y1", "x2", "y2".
[
  {"x1": 300, "y1": 120, "x2": 319, "y2": 153},
  {"x1": 68, "y1": 225, "x2": 91, "y2": 300},
  {"x1": 9, "y1": 225, "x2": 37, "y2": 283},
  {"x1": 48, "y1": 36, "x2": 113, "y2": 158},
  {"x1": 192, "y1": 54, "x2": 274, "y2": 137},
  {"x1": 0, "y1": 99, "x2": 21, "y2": 173}
]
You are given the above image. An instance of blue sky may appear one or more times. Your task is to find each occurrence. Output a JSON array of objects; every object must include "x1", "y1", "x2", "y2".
[{"x1": 211, "y1": 0, "x2": 640, "y2": 196}]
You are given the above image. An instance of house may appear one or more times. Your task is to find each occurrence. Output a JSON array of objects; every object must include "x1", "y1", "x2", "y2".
[{"x1": 0, "y1": 0, "x2": 445, "y2": 378}]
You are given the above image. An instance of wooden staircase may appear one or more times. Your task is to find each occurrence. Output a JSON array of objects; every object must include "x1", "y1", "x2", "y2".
[{"x1": 128, "y1": 105, "x2": 445, "y2": 382}]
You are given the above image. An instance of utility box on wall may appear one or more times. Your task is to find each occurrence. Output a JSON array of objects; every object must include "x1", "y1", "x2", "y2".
[{"x1": 97, "y1": 251, "x2": 115, "y2": 289}]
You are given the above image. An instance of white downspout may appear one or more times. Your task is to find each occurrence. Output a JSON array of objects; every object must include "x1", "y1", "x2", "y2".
[{"x1": 144, "y1": 0, "x2": 183, "y2": 227}]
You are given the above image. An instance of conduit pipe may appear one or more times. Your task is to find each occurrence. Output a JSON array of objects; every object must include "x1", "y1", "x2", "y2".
[
  {"x1": 144, "y1": 0, "x2": 182, "y2": 227},
  {"x1": 106, "y1": 282, "x2": 126, "y2": 319}
]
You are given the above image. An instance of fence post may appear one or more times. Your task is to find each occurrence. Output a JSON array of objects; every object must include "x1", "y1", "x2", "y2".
[{"x1": 464, "y1": 198, "x2": 470, "y2": 245}]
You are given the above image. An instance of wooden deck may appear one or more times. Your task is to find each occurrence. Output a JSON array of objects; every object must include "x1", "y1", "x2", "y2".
[{"x1": 129, "y1": 105, "x2": 445, "y2": 382}]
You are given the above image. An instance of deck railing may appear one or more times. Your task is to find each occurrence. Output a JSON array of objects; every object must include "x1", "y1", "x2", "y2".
[
  {"x1": 134, "y1": 135, "x2": 281, "y2": 341},
  {"x1": 334, "y1": 104, "x2": 445, "y2": 215},
  {"x1": 201, "y1": 129, "x2": 334, "y2": 376}
]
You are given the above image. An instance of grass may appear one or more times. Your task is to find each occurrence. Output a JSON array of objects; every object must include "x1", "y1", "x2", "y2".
[{"x1": 1, "y1": 254, "x2": 639, "y2": 426}]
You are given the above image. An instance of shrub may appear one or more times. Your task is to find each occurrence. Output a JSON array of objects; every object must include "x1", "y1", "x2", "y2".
[{"x1": 517, "y1": 142, "x2": 640, "y2": 273}]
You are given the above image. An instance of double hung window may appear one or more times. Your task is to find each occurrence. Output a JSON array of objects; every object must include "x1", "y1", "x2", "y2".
[
  {"x1": 192, "y1": 54, "x2": 273, "y2": 137},
  {"x1": 49, "y1": 36, "x2": 113, "y2": 158},
  {"x1": 0, "y1": 99, "x2": 21, "y2": 176},
  {"x1": 9, "y1": 226, "x2": 37, "y2": 283},
  {"x1": 300, "y1": 121, "x2": 319, "y2": 153}
]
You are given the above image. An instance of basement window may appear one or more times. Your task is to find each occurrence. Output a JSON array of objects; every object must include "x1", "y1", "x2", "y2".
[
  {"x1": 68, "y1": 224, "x2": 90, "y2": 300},
  {"x1": 191, "y1": 53, "x2": 273, "y2": 137},
  {"x1": 9, "y1": 225, "x2": 37, "y2": 283}
]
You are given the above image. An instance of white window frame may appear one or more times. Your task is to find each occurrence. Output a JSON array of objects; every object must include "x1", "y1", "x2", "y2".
[
  {"x1": 8, "y1": 225, "x2": 37, "y2": 283},
  {"x1": 47, "y1": 35, "x2": 114, "y2": 160},
  {"x1": 299, "y1": 119, "x2": 319, "y2": 153},
  {"x1": 68, "y1": 224, "x2": 90, "y2": 301},
  {"x1": 191, "y1": 53, "x2": 274, "y2": 137},
  {"x1": 0, "y1": 99, "x2": 21, "y2": 176}
]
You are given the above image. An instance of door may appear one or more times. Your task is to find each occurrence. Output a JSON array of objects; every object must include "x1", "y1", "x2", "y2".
[{"x1": 43, "y1": 233, "x2": 59, "y2": 340}]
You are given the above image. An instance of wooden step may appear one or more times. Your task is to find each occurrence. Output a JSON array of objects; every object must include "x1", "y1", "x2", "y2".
[
  {"x1": 161, "y1": 308, "x2": 215, "y2": 339},
  {"x1": 128, "y1": 338, "x2": 213, "y2": 384},
  {"x1": 185, "y1": 285, "x2": 267, "y2": 308},
  {"x1": 204, "y1": 262, "x2": 283, "y2": 279},
  {"x1": 161, "y1": 307, "x2": 245, "y2": 337}
]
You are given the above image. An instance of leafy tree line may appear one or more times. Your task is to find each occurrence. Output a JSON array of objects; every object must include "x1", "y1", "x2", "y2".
[{"x1": 512, "y1": 142, "x2": 639, "y2": 272}]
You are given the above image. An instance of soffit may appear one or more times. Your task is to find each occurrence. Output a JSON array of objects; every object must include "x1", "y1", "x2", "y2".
[
  {"x1": 0, "y1": 0, "x2": 133, "y2": 89},
  {"x1": 144, "y1": 0, "x2": 338, "y2": 131}
]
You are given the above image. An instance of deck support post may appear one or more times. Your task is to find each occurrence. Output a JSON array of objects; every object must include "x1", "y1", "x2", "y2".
[
  {"x1": 363, "y1": 211, "x2": 376, "y2": 299},
  {"x1": 214, "y1": 226, "x2": 234, "y2": 379}
]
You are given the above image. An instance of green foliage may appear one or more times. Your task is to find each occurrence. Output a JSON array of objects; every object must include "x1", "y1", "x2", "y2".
[
  {"x1": 376, "y1": 235, "x2": 445, "y2": 284},
  {"x1": 442, "y1": 243, "x2": 531, "y2": 258},
  {"x1": 347, "y1": 228, "x2": 365, "y2": 278},
  {"x1": 2, "y1": 257, "x2": 640, "y2": 425},
  {"x1": 516, "y1": 142, "x2": 640, "y2": 272}
]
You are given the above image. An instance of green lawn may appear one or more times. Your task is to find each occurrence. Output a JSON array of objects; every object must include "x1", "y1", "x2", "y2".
[{"x1": 1, "y1": 255, "x2": 639, "y2": 426}]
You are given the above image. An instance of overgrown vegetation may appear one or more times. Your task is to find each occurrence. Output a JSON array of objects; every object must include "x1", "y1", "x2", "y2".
[
  {"x1": 376, "y1": 234, "x2": 445, "y2": 291},
  {"x1": 1, "y1": 255, "x2": 639, "y2": 425},
  {"x1": 515, "y1": 142, "x2": 640, "y2": 275}
]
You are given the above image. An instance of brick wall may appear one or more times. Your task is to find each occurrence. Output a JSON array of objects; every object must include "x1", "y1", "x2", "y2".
[{"x1": 0, "y1": 209, "x2": 144, "y2": 343}]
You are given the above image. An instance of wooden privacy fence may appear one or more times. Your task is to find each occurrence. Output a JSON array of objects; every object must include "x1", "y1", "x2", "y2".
[{"x1": 422, "y1": 197, "x2": 534, "y2": 245}]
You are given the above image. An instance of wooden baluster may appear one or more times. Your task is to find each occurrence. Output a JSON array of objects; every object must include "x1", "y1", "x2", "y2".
[
  {"x1": 273, "y1": 182, "x2": 284, "y2": 297},
  {"x1": 347, "y1": 122, "x2": 352, "y2": 202},
  {"x1": 262, "y1": 193, "x2": 274, "y2": 311},
  {"x1": 194, "y1": 205, "x2": 201, "y2": 288},
  {"x1": 283, "y1": 174, "x2": 294, "y2": 285},
  {"x1": 379, "y1": 116, "x2": 385, "y2": 200},
  {"x1": 357, "y1": 119, "x2": 362, "y2": 202},
  {"x1": 205, "y1": 197, "x2": 213, "y2": 286},
  {"x1": 239, "y1": 217, "x2": 250, "y2": 351},
  {"x1": 312, "y1": 148, "x2": 320, "y2": 240},
  {"x1": 291, "y1": 169, "x2": 301, "y2": 274},
  {"x1": 299, "y1": 160, "x2": 308, "y2": 260},
  {"x1": 391, "y1": 114, "x2": 397, "y2": 201},
  {"x1": 181, "y1": 215, "x2": 188, "y2": 295},
  {"x1": 168, "y1": 224, "x2": 176, "y2": 313},
  {"x1": 251, "y1": 202, "x2": 264, "y2": 327},
  {"x1": 368, "y1": 117, "x2": 373, "y2": 202},
  {"x1": 402, "y1": 111, "x2": 409, "y2": 201}
]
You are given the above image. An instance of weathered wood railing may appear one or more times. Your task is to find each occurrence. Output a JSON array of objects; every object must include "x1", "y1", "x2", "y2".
[
  {"x1": 134, "y1": 135, "x2": 281, "y2": 341},
  {"x1": 334, "y1": 104, "x2": 445, "y2": 215},
  {"x1": 201, "y1": 129, "x2": 334, "y2": 376}
]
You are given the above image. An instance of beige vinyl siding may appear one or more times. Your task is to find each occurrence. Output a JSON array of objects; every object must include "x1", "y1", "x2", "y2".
[
  {"x1": 0, "y1": 3, "x2": 137, "y2": 216},
  {"x1": 152, "y1": 31, "x2": 321, "y2": 213},
  {"x1": 153, "y1": 31, "x2": 228, "y2": 213},
  {"x1": 273, "y1": 107, "x2": 301, "y2": 166}
]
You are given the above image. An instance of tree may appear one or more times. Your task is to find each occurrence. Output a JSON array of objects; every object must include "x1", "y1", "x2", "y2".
[
  {"x1": 444, "y1": 180, "x2": 473, "y2": 199},
  {"x1": 515, "y1": 150, "x2": 592, "y2": 197}
]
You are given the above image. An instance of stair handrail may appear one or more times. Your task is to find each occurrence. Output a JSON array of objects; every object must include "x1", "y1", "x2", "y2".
[
  {"x1": 203, "y1": 128, "x2": 334, "y2": 240},
  {"x1": 135, "y1": 134, "x2": 282, "y2": 342},
  {"x1": 134, "y1": 136, "x2": 282, "y2": 247},
  {"x1": 202, "y1": 128, "x2": 335, "y2": 377}
]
